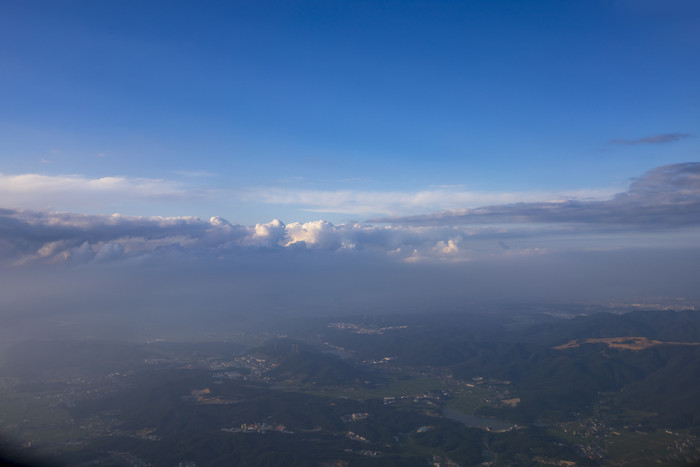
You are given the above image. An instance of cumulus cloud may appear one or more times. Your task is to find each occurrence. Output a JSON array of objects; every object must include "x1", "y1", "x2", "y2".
[
  {"x1": 608, "y1": 133, "x2": 694, "y2": 145},
  {"x1": 372, "y1": 163, "x2": 700, "y2": 228},
  {"x1": 285, "y1": 220, "x2": 341, "y2": 249},
  {"x1": 0, "y1": 207, "x2": 550, "y2": 266},
  {"x1": 0, "y1": 163, "x2": 698, "y2": 268},
  {"x1": 0, "y1": 210, "x2": 221, "y2": 264},
  {"x1": 246, "y1": 219, "x2": 287, "y2": 246}
]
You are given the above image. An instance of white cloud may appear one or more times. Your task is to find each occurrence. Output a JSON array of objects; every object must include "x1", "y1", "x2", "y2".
[
  {"x1": 0, "y1": 208, "x2": 539, "y2": 265},
  {"x1": 285, "y1": 220, "x2": 339, "y2": 248},
  {"x1": 245, "y1": 186, "x2": 616, "y2": 217},
  {"x1": 243, "y1": 219, "x2": 287, "y2": 246},
  {"x1": 0, "y1": 173, "x2": 194, "y2": 211},
  {"x1": 0, "y1": 171, "x2": 619, "y2": 221},
  {"x1": 0, "y1": 164, "x2": 697, "y2": 268},
  {"x1": 371, "y1": 163, "x2": 700, "y2": 227},
  {"x1": 437, "y1": 239, "x2": 459, "y2": 254}
]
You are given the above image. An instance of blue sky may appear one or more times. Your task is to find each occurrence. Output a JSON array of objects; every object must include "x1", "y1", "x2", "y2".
[
  {"x1": 0, "y1": 1, "x2": 699, "y2": 320},
  {"x1": 2, "y1": 0, "x2": 698, "y2": 223}
]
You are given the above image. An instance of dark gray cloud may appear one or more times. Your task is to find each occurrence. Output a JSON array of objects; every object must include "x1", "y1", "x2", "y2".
[
  {"x1": 0, "y1": 210, "x2": 248, "y2": 264},
  {"x1": 371, "y1": 163, "x2": 700, "y2": 227},
  {"x1": 608, "y1": 133, "x2": 694, "y2": 145}
]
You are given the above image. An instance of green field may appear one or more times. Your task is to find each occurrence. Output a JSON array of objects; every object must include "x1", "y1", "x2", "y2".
[
  {"x1": 291, "y1": 375, "x2": 446, "y2": 399},
  {"x1": 605, "y1": 429, "x2": 677, "y2": 465},
  {"x1": 444, "y1": 385, "x2": 490, "y2": 415}
]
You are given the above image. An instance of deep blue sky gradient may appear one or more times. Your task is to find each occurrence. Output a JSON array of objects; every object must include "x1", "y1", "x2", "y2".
[{"x1": 1, "y1": 0, "x2": 698, "y2": 222}]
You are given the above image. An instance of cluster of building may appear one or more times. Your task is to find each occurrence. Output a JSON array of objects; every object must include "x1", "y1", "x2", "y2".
[
  {"x1": 346, "y1": 431, "x2": 370, "y2": 443},
  {"x1": 343, "y1": 448, "x2": 380, "y2": 457},
  {"x1": 362, "y1": 356, "x2": 397, "y2": 365},
  {"x1": 383, "y1": 391, "x2": 446, "y2": 406},
  {"x1": 221, "y1": 422, "x2": 292, "y2": 434},
  {"x1": 184, "y1": 388, "x2": 236, "y2": 405},
  {"x1": 341, "y1": 412, "x2": 369, "y2": 423},
  {"x1": 133, "y1": 427, "x2": 159, "y2": 441},
  {"x1": 327, "y1": 322, "x2": 408, "y2": 335},
  {"x1": 207, "y1": 353, "x2": 279, "y2": 382}
]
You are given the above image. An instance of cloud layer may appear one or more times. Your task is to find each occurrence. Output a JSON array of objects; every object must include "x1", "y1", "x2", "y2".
[
  {"x1": 0, "y1": 209, "x2": 483, "y2": 265},
  {"x1": 608, "y1": 133, "x2": 694, "y2": 145},
  {"x1": 0, "y1": 172, "x2": 615, "y2": 221},
  {"x1": 245, "y1": 186, "x2": 614, "y2": 217},
  {"x1": 0, "y1": 163, "x2": 698, "y2": 268},
  {"x1": 371, "y1": 163, "x2": 700, "y2": 228},
  {"x1": 0, "y1": 173, "x2": 198, "y2": 211}
]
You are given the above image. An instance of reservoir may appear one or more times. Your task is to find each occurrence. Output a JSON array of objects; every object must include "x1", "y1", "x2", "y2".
[
  {"x1": 322, "y1": 349, "x2": 353, "y2": 360},
  {"x1": 442, "y1": 407, "x2": 517, "y2": 431}
]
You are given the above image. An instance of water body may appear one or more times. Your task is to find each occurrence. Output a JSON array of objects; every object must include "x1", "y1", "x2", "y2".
[
  {"x1": 322, "y1": 349, "x2": 353, "y2": 360},
  {"x1": 442, "y1": 408, "x2": 516, "y2": 431}
]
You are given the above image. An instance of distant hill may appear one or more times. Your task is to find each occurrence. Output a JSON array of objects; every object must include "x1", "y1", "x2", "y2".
[
  {"x1": 0, "y1": 340, "x2": 148, "y2": 379},
  {"x1": 513, "y1": 309, "x2": 700, "y2": 346},
  {"x1": 448, "y1": 310, "x2": 700, "y2": 425},
  {"x1": 256, "y1": 339, "x2": 367, "y2": 385}
]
